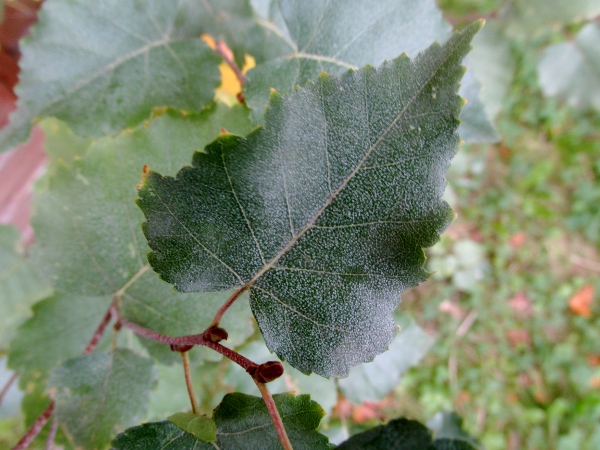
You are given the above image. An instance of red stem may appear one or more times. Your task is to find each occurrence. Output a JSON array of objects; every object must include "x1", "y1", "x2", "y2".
[
  {"x1": 181, "y1": 352, "x2": 199, "y2": 415},
  {"x1": 214, "y1": 40, "x2": 246, "y2": 86},
  {"x1": 253, "y1": 379, "x2": 293, "y2": 450},
  {"x1": 0, "y1": 371, "x2": 19, "y2": 405},
  {"x1": 84, "y1": 307, "x2": 113, "y2": 354},
  {"x1": 12, "y1": 402, "x2": 54, "y2": 450},
  {"x1": 208, "y1": 286, "x2": 249, "y2": 329}
]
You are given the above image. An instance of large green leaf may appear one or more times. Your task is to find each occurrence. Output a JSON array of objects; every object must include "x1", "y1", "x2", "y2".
[
  {"x1": 48, "y1": 349, "x2": 156, "y2": 449},
  {"x1": 138, "y1": 23, "x2": 481, "y2": 377},
  {"x1": 0, "y1": 0, "x2": 221, "y2": 152},
  {"x1": 338, "y1": 319, "x2": 434, "y2": 404},
  {"x1": 538, "y1": 23, "x2": 600, "y2": 112},
  {"x1": 0, "y1": 225, "x2": 50, "y2": 350},
  {"x1": 30, "y1": 105, "x2": 255, "y2": 364},
  {"x1": 243, "y1": 0, "x2": 450, "y2": 124},
  {"x1": 112, "y1": 392, "x2": 332, "y2": 449}
]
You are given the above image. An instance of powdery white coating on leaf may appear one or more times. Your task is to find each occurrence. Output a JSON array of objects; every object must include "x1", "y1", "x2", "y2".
[{"x1": 139, "y1": 23, "x2": 482, "y2": 377}]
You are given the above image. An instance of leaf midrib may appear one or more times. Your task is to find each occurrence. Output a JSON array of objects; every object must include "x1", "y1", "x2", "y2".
[{"x1": 243, "y1": 41, "x2": 456, "y2": 291}]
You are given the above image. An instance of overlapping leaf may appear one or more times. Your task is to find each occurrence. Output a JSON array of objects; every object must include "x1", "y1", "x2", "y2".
[
  {"x1": 30, "y1": 106, "x2": 255, "y2": 364},
  {"x1": 0, "y1": 0, "x2": 222, "y2": 152},
  {"x1": 243, "y1": 0, "x2": 450, "y2": 124},
  {"x1": 48, "y1": 349, "x2": 156, "y2": 449},
  {"x1": 243, "y1": 0, "x2": 493, "y2": 142},
  {"x1": 112, "y1": 393, "x2": 332, "y2": 449},
  {"x1": 538, "y1": 23, "x2": 600, "y2": 112},
  {"x1": 138, "y1": 23, "x2": 482, "y2": 377}
]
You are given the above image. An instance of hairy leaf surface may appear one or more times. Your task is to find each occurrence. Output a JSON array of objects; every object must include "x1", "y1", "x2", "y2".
[
  {"x1": 0, "y1": 0, "x2": 221, "y2": 151},
  {"x1": 112, "y1": 393, "x2": 332, "y2": 449},
  {"x1": 48, "y1": 349, "x2": 156, "y2": 449},
  {"x1": 138, "y1": 23, "x2": 481, "y2": 377}
]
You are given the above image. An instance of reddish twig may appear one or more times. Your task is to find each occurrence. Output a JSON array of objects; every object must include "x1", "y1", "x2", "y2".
[
  {"x1": 214, "y1": 40, "x2": 246, "y2": 86},
  {"x1": 0, "y1": 371, "x2": 19, "y2": 406},
  {"x1": 12, "y1": 402, "x2": 54, "y2": 450},
  {"x1": 84, "y1": 307, "x2": 113, "y2": 354},
  {"x1": 45, "y1": 418, "x2": 58, "y2": 450},
  {"x1": 253, "y1": 379, "x2": 293, "y2": 450},
  {"x1": 208, "y1": 286, "x2": 249, "y2": 329},
  {"x1": 180, "y1": 351, "x2": 199, "y2": 414}
]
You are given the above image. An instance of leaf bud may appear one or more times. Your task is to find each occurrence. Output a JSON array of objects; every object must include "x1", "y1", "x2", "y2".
[
  {"x1": 170, "y1": 344, "x2": 194, "y2": 353},
  {"x1": 207, "y1": 326, "x2": 228, "y2": 343},
  {"x1": 254, "y1": 361, "x2": 284, "y2": 383}
]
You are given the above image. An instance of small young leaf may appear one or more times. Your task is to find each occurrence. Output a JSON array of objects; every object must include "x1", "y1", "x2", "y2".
[
  {"x1": 0, "y1": 0, "x2": 221, "y2": 151},
  {"x1": 48, "y1": 349, "x2": 156, "y2": 449},
  {"x1": 113, "y1": 392, "x2": 332, "y2": 449},
  {"x1": 168, "y1": 412, "x2": 216, "y2": 442},
  {"x1": 139, "y1": 23, "x2": 482, "y2": 377}
]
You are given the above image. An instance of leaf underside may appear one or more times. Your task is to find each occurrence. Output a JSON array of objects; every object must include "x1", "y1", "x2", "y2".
[{"x1": 138, "y1": 23, "x2": 482, "y2": 377}]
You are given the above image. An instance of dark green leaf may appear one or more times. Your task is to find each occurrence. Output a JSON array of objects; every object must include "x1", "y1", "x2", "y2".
[
  {"x1": 168, "y1": 412, "x2": 216, "y2": 442},
  {"x1": 337, "y1": 418, "x2": 435, "y2": 450},
  {"x1": 139, "y1": 23, "x2": 482, "y2": 377},
  {"x1": 0, "y1": 225, "x2": 50, "y2": 349},
  {"x1": 338, "y1": 319, "x2": 434, "y2": 404},
  {"x1": 0, "y1": 0, "x2": 221, "y2": 151},
  {"x1": 113, "y1": 393, "x2": 332, "y2": 449},
  {"x1": 111, "y1": 420, "x2": 212, "y2": 450},
  {"x1": 48, "y1": 349, "x2": 156, "y2": 449},
  {"x1": 244, "y1": 0, "x2": 450, "y2": 124},
  {"x1": 215, "y1": 393, "x2": 330, "y2": 449},
  {"x1": 8, "y1": 293, "x2": 112, "y2": 373},
  {"x1": 538, "y1": 23, "x2": 600, "y2": 112}
]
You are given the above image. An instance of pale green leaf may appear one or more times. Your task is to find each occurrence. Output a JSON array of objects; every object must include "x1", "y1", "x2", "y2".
[
  {"x1": 48, "y1": 349, "x2": 156, "y2": 449},
  {"x1": 244, "y1": 0, "x2": 450, "y2": 124},
  {"x1": 0, "y1": 0, "x2": 221, "y2": 152},
  {"x1": 428, "y1": 412, "x2": 481, "y2": 448},
  {"x1": 139, "y1": 24, "x2": 482, "y2": 377},
  {"x1": 8, "y1": 293, "x2": 111, "y2": 373},
  {"x1": 338, "y1": 319, "x2": 434, "y2": 404},
  {"x1": 538, "y1": 23, "x2": 600, "y2": 112},
  {"x1": 168, "y1": 412, "x2": 216, "y2": 442},
  {"x1": 0, "y1": 225, "x2": 50, "y2": 349},
  {"x1": 30, "y1": 105, "x2": 254, "y2": 365}
]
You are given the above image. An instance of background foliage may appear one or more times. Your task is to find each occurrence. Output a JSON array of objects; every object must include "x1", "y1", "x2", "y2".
[{"x1": 0, "y1": 0, "x2": 599, "y2": 449}]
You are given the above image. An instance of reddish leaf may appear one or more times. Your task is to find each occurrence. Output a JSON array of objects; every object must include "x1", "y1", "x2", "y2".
[{"x1": 508, "y1": 292, "x2": 533, "y2": 318}]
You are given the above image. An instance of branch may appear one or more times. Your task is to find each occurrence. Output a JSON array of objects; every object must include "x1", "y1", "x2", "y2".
[
  {"x1": 45, "y1": 418, "x2": 58, "y2": 450},
  {"x1": 12, "y1": 402, "x2": 54, "y2": 450},
  {"x1": 180, "y1": 351, "x2": 199, "y2": 414}
]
